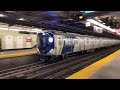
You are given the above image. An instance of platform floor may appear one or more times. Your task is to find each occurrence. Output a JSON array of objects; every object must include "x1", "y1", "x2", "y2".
[
  {"x1": 0, "y1": 48, "x2": 38, "y2": 59},
  {"x1": 89, "y1": 55, "x2": 120, "y2": 79},
  {"x1": 66, "y1": 49, "x2": 120, "y2": 79},
  {"x1": 0, "y1": 48, "x2": 37, "y2": 54}
]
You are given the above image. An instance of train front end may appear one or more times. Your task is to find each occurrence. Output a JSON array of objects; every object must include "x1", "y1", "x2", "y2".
[{"x1": 37, "y1": 32, "x2": 55, "y2": 62}]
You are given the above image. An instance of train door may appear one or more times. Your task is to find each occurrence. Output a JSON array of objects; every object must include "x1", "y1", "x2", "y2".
[
  {"x1": 79, "y1": 37, "x2": 85, "y2": 51},
  {"x1": 74, "y1": 37, "x2": 80, "y2": 52},
  {"x1": 98, "y1": 38, "x2": 101, "y2": 48},
  {"x1": 26, "y1": 36, "x2": 32, "y2": 48},
  {"x1": 93, "y1": 38, "x2": 97, "y2": 49},
  {"x1": 5, "y1": 36, "x2": 14, "y2": 49},
  {"x1": 64, "y1": 37, "x2": 70, "y2": 53},
  {"x1": 16, "y1": 36, "x2": 23, "y2": 49},
  {"x1": 84, "y1": 37, "x2": 89, "y2": 50},
  {"x1": 56, "y1": 35, "x2": 64, "y2": 55},
  {"x1": 89, "y1": 38, "x2": 93, "y2": 49},
  {"x1": 100, "y1": 38, "x2": 103, "y2": 47},
  {"x1": 68, "y1": 37, "x2": 74, "y2": 53},
  {"x1": 94, "y1": 38, "x2": 97, "y2": 48}
]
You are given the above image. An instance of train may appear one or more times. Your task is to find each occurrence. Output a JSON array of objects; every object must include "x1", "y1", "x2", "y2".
[{"x1": 37, "y1": 31, "x2": 120, "y2": 62}]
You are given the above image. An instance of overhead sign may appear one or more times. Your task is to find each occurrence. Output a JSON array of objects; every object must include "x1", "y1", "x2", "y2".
[
  {"x1": 113, "y1": 29, "x2": 120, "y2": 33},
  {"x1": 93, "y1": 26, "x2": 103, "y2": 33},
  {"x1": 112, "y1": 29, "x2": 120, "y2": 35},
  {"x1": 86, "y1": 22, "x2": 91, "y2": 27}
]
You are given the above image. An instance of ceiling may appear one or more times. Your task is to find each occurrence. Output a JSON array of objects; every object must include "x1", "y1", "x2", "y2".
[
  {"x1": 98, "y1": 11, "x2": 120, "y2": 22},
  {"x1": 0, "y1": 11, "x2": 120, "y2": 39}
]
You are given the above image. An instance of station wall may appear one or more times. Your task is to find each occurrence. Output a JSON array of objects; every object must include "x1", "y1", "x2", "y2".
[{"x1": 0, "y1": 30, "x2": 37, "y2": 50}]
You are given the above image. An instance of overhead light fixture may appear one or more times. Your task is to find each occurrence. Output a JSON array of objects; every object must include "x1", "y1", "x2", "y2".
[
  {"x1": 79, "y1": 15, "x2": 84, "y2": 19},
  {"x1": 0, "y1": 14, "x2": 6, "y2": 17},
  {"x1": 5, "y1": 11, "x2": 14, "y2": 12},
  {"x1": 103, "y1": 23, "x2": 105, "y2": 24},
  {"x1": 18, "y1": 18, "x2": 25, "y2": 21},
  {"x1": 0, "y1": 27, "x2": 8, "y2": 30}
]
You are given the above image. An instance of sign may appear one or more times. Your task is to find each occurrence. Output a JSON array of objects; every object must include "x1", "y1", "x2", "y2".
[
  {"x1": 113, "y1": 29, "x2": 120, "y2": 33},
  {"x1": 26, "y1": 36, "x2": 32, "y2": 42},
  {"x1": 93, "y1": 26, "x2": 103, "y2": 33},
  {"x1": 86, "y1": 22, "x2": 91, "y2": 27}
]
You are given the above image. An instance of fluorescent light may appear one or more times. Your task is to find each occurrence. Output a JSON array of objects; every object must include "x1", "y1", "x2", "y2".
[
  {"x1": 87, "y1": 19, "x2": 114, "y2": 32},
  {"x1": 0, "y1": 14, "x2": 6, "y2": 17},
  {"x1": 20, "y1": 30, "x2": 26, "y2": 31},
  {"x1": 9, "y1": 28, "x2": 19, "y2": 31},
  {"x1": 85, "y1": 11, "x2": 95, "y2": 13},
  {"x1": 0, "y1": 27, "x2": 8, "y2": 30},
  {"x1": 0, "y1": 26, "x2": 42, "y2": 34},
  {"x1": 5, "y1": 11, "x2": 14, "y2": 12},
  {"x1": 31, "y1": 28, "x2": 42, "y2": 33},
  {"x1": 18, "y1": 18, "x2": 25, "y2": 21},
  {"x1": 0, "y1": 27, "x2": 19, "y2": 31}
]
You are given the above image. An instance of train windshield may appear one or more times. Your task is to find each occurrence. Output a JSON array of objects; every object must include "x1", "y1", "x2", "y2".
[{"x1": 37, "y1": 32, "x2": 54, "y2": 54}]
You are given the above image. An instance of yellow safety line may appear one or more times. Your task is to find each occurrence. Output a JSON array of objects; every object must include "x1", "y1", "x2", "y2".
[
  {"x1": 66, "y1": 49, "x2": 120, "y2": 79},
  {"x1": 0, "y1": 52, "x2": 37, "y2": 59}
]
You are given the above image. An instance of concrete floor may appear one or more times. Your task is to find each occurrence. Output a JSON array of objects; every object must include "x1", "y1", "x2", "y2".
[{"x1": 89, "y1": 55, "x2": 120, "y2": 79}]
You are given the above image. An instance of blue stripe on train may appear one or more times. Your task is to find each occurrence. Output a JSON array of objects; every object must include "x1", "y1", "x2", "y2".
[{"x1": 61, "y1": 44, "x2": 74, "y2": 54}]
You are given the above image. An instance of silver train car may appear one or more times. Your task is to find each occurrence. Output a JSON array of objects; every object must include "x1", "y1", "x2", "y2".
[{"x1": 37, "y1": 31, "x2": 120, "y2": 62}]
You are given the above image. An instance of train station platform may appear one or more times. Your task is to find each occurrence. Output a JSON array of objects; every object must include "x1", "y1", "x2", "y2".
[
  {"x1": 0, "y1": 48, "x2": 38, "y2": 59},
  {"x1": 66, "y1": 49, "x2": 120, "y2": 79}
]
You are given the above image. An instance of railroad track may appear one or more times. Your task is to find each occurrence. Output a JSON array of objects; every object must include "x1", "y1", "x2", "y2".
[
  {"x1": 0, "y1": 45, "x2": 119, "y2": 79},
  {"x1": 33, "y1": 46, "x2": 119, "y2": 79}
]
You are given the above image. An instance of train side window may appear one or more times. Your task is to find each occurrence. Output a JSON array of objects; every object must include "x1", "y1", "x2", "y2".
[
  {"x1": 68, "y1": 37, "x2": 70, "y2": 45},
  {"x1": 72, "y1": 38, "x2": 74, "y2": 45},
  {"x1": 86, "y1": 38, "x2": 89, "y2": 43},
  {"x1": 87, "y1": 41, "x2": 89, "y2": 43},
  {"x1": 74, "y1": 38, "x2": 78, "y2": 44},
  {"x1": 65, "y1": 37, "x2": 68, "y2": 45},
  {"x1": 70, "y1": 37, "x2": 71, "y2": 45},
  {"x1": 67, "y1": 38, "x2": 69, "y2": 45},
  {"x1": 70, "y1": 37, "x2": 73, "y2": 45},
  {"x1": 73, "y1": 38, "x2": 75, "y2": 44}
]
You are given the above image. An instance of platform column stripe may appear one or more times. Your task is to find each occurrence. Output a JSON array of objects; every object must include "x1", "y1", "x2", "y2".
[
  {"x1": 0, "y1": 52, "x2": 37, "y2": 59},
  {"x1": 66, "y1": 49, "x2": 120, "y2": 79}
]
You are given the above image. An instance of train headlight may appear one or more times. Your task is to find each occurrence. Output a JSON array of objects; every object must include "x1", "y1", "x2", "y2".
[{"x1": 48, "y1": 37, "x2": 53, "y2": 43}]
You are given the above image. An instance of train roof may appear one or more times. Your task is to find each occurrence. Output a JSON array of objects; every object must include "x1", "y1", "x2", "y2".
[{"x1": 42, "y1": 30, "x2": 114, "y2": 39}]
